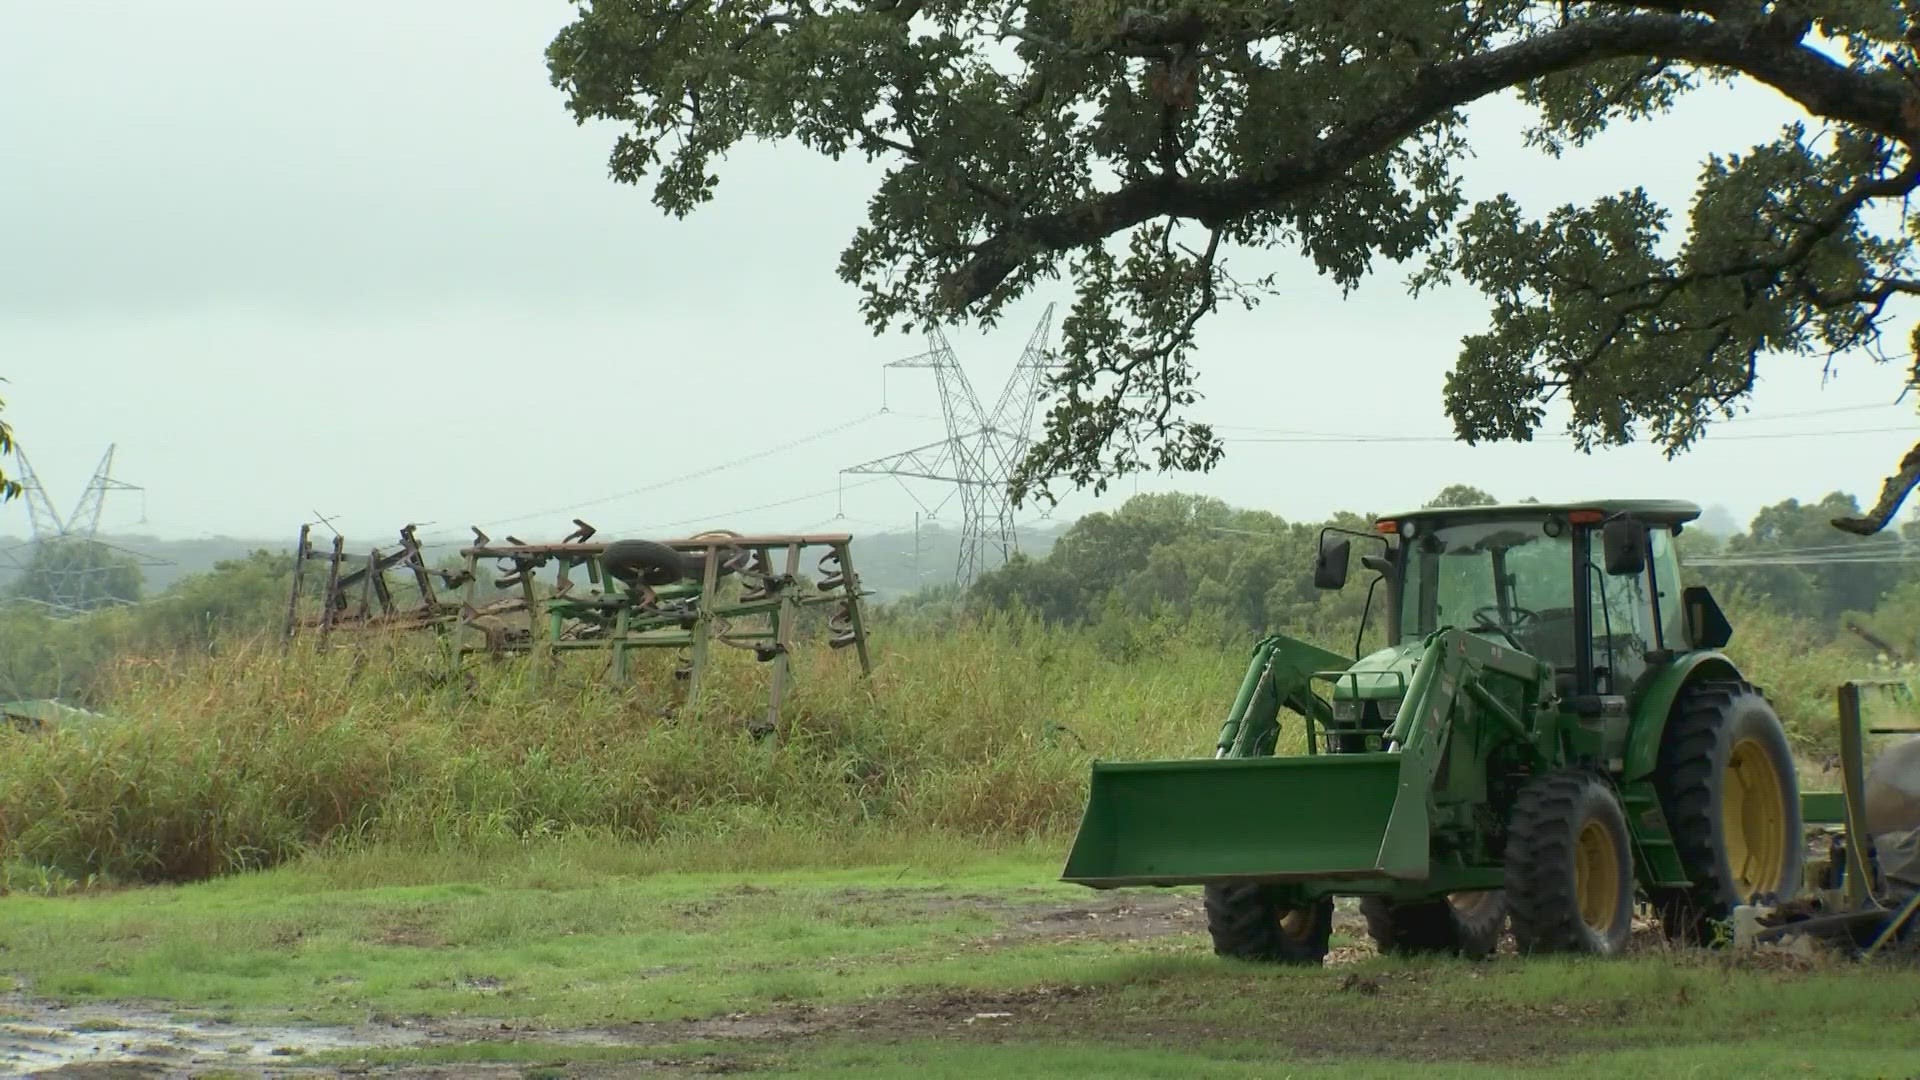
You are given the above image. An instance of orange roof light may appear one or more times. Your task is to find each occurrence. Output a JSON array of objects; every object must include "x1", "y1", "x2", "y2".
[
  {"x1": 1568, "y1": 509, "x2": 1604, "y2": 525},
  {"x1": 1375, "y1": 519, "x2": 1398, "y2": 534}
]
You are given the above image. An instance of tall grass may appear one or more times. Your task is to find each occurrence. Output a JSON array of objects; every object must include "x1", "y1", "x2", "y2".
[
  {"x1": 0, "y1": 601, "x2": 1896, "y2": 889},
  {"x1": 0, "y1": 610, "x2": 1250, "y2": 885}
]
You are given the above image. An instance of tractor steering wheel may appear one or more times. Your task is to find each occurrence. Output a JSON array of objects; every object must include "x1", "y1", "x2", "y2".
[
  {"x1": 1470, "y1": 605, "x2": 1537, "y2": 650},
  {"x1": 1473, "y1": 604, "x2": 1540, "y2": 626}
]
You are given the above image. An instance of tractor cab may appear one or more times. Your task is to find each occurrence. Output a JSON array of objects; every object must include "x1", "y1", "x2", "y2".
[{"x1": 1313, "y1": 500, "x2": 1729, "y2": 740}]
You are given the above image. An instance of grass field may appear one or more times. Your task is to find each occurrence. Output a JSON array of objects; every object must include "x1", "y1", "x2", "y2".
[
  {"x1": 5, "y1": 839, "x2": 1919, "y2": 1078},
  {"x1": 3, "y1": 615, "x2": 1916, "y2": 1077}
]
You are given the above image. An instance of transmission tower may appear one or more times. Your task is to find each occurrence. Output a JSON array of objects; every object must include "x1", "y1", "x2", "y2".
[
  {"x1": 2, "y1": 444, "x2": 161, "y2": 616},
  {"x1": 844, "y1": 305, "x2": 1056, "y2": 586}
]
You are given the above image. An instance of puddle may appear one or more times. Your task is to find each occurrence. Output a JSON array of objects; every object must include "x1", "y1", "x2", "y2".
[{"x1": 0, "y1": 994, "x2": 432, "y2": 1076}]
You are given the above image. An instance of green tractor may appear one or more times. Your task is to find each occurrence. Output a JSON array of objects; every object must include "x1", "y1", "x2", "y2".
[{"x1": 1060, "y1": 500, "x2": 1804, "y2": 960}]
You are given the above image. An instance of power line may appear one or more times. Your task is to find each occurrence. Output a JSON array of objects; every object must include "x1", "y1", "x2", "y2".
[
  {"x1": 415, "y1": 410, "x2": 924, "y2": 542},
  {"x1": 1221, "y1": 424, "x2": 1914, "y2": 446},
  {"x1": 1687, "y1": 555, "x2": 1920, "y2": 566},
  {"x1": 1210, "y1": 400, "x2": 1909, "y2": 439},
  {"x1": 604, "y1": 476, "x2": 895, "y2": 535},
  {"x1": 1698, "y1": 539, "x2": 1912, "y2": 559}
]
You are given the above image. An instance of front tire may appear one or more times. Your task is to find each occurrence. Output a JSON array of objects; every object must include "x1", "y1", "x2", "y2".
[
  {"x1": 1650, "y1": 679, "x2": 1803, "y2": 945},
  {"x1": 1203, "y1": 885, "x2": 1333, "y2": 964},
  {"x1": 1504, "y1": 770, "x2": 1635, "y2": 955}
]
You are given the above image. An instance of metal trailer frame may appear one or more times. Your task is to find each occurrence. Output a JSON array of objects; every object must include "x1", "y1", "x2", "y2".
[
  {"x1": 282, "y1": 523, "x2": 464, "y2": 644},
  {"x1": 448, "y1": 525, "x2": 874, "y2": 736},
  {"x1": 1797, "y1": 680, "x2": 1920, "y2": 907}
]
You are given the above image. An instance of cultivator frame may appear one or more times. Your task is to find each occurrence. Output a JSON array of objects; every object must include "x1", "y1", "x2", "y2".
[
  {"x1": 280, "y1": 517, "x2": 875, "y2": 735},
  {"x1": 283, "y1": 523, "x2": 465, "y2": 641},
  {"x1": 447, "y1": 524, "x2": 873, "y2": 732}
]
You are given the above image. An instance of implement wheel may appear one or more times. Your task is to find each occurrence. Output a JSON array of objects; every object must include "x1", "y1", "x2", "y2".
[
  {"x1": 1360, "y1": 890, "x2": 1507, "y2": 959},
  {"x1": 602, "y1": 539, "x2": 729, "y2": 586},
  {"x1": 1203, "y1": 885, "x2": 1333, "y2": 964},
  {"x1": 1650, "y1": 679, "x2": 1803, "y2": 945},
  {"x1": 1504, "y1": 770, "x2": 1634, "y2": 955}
]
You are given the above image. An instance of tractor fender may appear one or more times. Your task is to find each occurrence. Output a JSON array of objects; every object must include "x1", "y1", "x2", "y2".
[{"x1": 1621, "y1": 650, "x2": 1744, "y2": 782}]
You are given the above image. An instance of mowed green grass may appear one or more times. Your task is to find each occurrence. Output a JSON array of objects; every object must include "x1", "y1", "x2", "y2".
[
  {"x1": 0, "y1": 836, "x2": 1131, "y2": 1025},
  {"x1": 6, "y1": 839, "x2": 1920, "y2": 1078}
]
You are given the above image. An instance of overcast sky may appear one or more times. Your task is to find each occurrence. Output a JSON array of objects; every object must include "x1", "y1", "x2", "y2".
[{"x1": 3, "y1": 2, "x2": 1913, "y2": 554}]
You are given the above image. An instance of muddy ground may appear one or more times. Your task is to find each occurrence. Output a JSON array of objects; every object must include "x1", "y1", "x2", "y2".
[
  {"x1": 2, "y1": 890, "x2": 1201, "y2": 1078},
  {"x1": 0, "y1": 891, "x2": 1764, "y2": 1079}
]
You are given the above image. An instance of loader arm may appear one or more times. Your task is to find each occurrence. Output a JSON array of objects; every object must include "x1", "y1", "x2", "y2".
[
  {"x1": 1214, "y1": 634, "x2": 1351, "y2": 759},
  {"x1": 1368, "y1": 628, "x2": 1546, "y2": 877},
  {"x1": 1060, "y1": 627, "x2": 1547, "y2": 891}
]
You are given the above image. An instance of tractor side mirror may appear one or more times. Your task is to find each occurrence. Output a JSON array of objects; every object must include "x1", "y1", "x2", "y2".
[
  {"x1": 1601, "y1": 520, "x2": 1647, "y2": 576},
  {"x1": 1682, "y1": 585, "x2": 1732, "y2": 649},
  {"x1": 1314, "y1": 536, "x2": 1352, "y2": 590}
]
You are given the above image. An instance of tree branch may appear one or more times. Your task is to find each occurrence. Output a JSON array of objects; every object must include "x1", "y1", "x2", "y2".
[{"x1": 939, "y1": 12, "x2": 1917, "y2": 312}]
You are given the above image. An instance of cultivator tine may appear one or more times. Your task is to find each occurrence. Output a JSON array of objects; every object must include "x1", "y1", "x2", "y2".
[
  {"x1": 816, "y1": 550, "x2": 846, "y2": 591},
  {"x1": 736, "y1": 548, "x2": 786, "y2": 602},
  {"x1": 828, "y1": 601, "x2": 859, "y2": 650},
  {"x1": 564, "y1": 519, "x2": 596, "y2": 545}
]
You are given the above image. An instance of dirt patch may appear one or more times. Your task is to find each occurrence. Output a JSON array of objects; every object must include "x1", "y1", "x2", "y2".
[
  {"x1": 966, "y1": 890, "x2": 1204, "y2": 946},
  {"x1": 821, "y1": 885, "x2": 1378, "y2": 953},
  {"x1": 376, "y1": 922, "x2": 447, "y2": 950}
]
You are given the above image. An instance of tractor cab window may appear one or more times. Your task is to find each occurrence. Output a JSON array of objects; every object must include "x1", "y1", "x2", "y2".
[
  {"x1": 1398, "y1": 518, "x2": 1579, "y2": 673},
  {"x1": 1649, "y1": 526, "x2": 1688, "y2": 650},
  {"x1": 1588, "y1": 533, "x2": 1660, "y2": 693}
]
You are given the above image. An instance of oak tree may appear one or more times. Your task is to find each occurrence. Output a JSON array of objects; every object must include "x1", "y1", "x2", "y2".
[{"x1": 548, "y1": 1, "x2": 1920, "y2": 523}]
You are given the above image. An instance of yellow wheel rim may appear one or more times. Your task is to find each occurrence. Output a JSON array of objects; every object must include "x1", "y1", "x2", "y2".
[
  {"x1": 1449, "y1": 891, "x2": 1497, "y2": 917},
  {"x1": 1574, "y1": 820, "x2": 1621, "y2": 932},
  {"x1": 1279, "y1": 909, "x2": 1311, "y2": 940},
  {"x1": 1723, "y1": 737, "x2": 1788, "y2": 898}
]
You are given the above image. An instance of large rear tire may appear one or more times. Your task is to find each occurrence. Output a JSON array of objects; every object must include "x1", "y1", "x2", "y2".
[
  {"x1": 1360, "y1": 891, "x2": 1508, "y2": 959},
  {"x1": 1650, "y1": 679, "x2": 1803, "y2": 945},
  {"x1": 1504, "y1": 770, "x2": 1635, "y2": 955},
  {"x1": 1203, "y1": 885, "x2": 1333, "y2": 964}
]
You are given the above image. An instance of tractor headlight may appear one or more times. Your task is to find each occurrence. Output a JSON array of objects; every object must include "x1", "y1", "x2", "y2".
[
  {"x1": 1331, "y1": 699, "x2": 1361, "y2": 723},
  {"x1": 1378, "y1": 698, "x2": 1401, "y2": 722}
]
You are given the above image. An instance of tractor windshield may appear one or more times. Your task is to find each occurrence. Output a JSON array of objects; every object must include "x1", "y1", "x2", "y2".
[{"x1": 1398, "y1": 518, "x2": 1579, "y2": 672}]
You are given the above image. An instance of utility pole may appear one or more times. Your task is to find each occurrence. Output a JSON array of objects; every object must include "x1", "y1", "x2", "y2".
[
  {"x1": 842, "y1": 305, "x2": 1056, "y2": 587},
  {"x1": 3, "y1": 444, "x2": 166, "y2": 616}
]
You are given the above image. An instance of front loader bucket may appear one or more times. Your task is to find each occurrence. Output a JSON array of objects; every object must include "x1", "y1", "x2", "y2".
[{"x1": 1060, "y1": 753, "x2": 1427, "y2": 888}]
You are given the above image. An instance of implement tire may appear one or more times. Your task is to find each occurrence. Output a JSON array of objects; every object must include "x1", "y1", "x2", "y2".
[
  {"x1": 601, "y1": 539, "x2": 723, "y2": 586},
  {"x1": 1650, "y1": 679, "x2": 1803, "y2": 945},
  {"x1": 1504, "y1": 770, "x2": 1635, "y2": 956},
  {"x1": 1203, "y1": 885, "x2": 1333, "y2": 965},
  {"x1": 1360, "y1": 891, "x2": 1507, "y2": 959}
]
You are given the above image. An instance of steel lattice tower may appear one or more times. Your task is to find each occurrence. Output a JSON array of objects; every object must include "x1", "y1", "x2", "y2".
[
  {"x1": 3, "y1": 444, "x2": 157, "y2": 616},
  {"x1": 844, "y1": 305, "x2": 1056, "y2": 586}
]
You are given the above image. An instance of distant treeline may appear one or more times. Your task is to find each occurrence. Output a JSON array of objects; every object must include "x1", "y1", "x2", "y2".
[{"x1": 1, "y1": 486, "x2": 1914, "y2": 705}]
